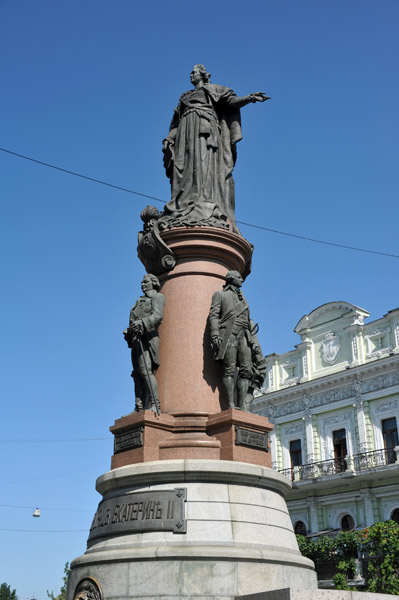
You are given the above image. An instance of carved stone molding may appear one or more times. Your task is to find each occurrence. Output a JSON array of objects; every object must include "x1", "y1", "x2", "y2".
[
  {"x1": 279, "y1": 357, "x2": 301, "y2": 387},
  {"x1": 321, "y1": 411, "x2": 352, "y2": 426},
  {"x1": 351, "y1": 315, "x2": 364, "y2": 326},
  {"x1": 395, "y1": 324, "x2": 399, "y2": 348},
  {"x1": 352, "y1": 335, "x2": 358, "y2": 360},
  {"x1": 365, "y1": 327, "x2": 392, "y2": 359},
  {"x1": 363, "y1": 371, "x2": 399, "y2": 393},
  {"x1": 303, "y1": 353, "x2": 308, "y2": 376},
  {"x1": 374, "y1": 399, "x2": 398, "y2": 414},
  {"x1": 306, "y1": 498, "x2": 317, "y2": 509},
  {"x1": 256, "y1": 366, "x2": 399, "y2": 419},
  {"x1": 283, "y1": 423, "x2": 303, "y2": 436}
]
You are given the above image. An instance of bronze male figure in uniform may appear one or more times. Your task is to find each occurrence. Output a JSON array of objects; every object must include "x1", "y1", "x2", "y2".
[
  {"x1": 209, "y1": 270, "x2": 255, "y2": 410},
  {"x1": 123, "y1": 274, "x2": 165, "y2": 413}
]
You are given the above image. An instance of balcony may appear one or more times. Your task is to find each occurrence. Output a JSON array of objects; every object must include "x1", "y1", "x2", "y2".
[
  {"x1": 279, "y1": 447, "x2": 399, "y2": 483},
  {"x1": 353, "y1": 447, "x2": 397, "y2": 470}
]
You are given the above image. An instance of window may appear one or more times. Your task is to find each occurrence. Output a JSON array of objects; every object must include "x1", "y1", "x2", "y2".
[
  {"x1": 382, "y1": 417, "x2": 398, "y2": 464},
  {"x1": 341, "y1": 514, "x2": 355, "y2": 531},
  {"x1": 333, "y1": 428, "x2": 347, "y2": 472},
  {"x1": 390, "y1": 509, "x2": 399, "y2": 524},
  {"x1": 290, "y1": 439, "x2": 302, "y2": 468},
  {"x1": 294, "y1": 521, "x2": 307, "y2": 535}
]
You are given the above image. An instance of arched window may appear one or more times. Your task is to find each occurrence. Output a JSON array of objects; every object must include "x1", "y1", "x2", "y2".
[
  {"x1": 341, "y1": 514, "x2": 355, "y2": 531},
  {"x1": 294, "y1": 520, "x2": 307, "y2": 535},
  {"x1": 390, "y1": 508, "x2": 399, "y2": 524}
]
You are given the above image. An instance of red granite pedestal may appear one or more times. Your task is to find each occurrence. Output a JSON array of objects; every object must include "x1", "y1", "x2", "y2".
[
  {"x1": 110, "y1": 226, "x2": 273, "y2": 469},
  {"x1": 68, "y1": 227, "x2": 317, "y2": 600},
  {"x1": 110, "y1": 408, "x2": 273, "y2": 468}
]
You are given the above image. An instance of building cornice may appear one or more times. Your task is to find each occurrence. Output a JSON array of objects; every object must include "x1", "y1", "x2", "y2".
[{"x1": 253, "y1": 354, "x2": 399, "y2": 420}]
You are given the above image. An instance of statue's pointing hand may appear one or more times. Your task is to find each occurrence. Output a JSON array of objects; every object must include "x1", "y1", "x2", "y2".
[{"x1": 250, "y1": 92, "x2": 271, "y2": 103}]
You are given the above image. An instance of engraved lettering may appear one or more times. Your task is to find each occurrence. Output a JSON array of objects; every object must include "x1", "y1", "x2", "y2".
[
  {"x1": 142, "y1": 501, "x2": 151, "y2": 519},
  {"x1": 112, "y1": 505, "x2": 121, "y2": 523},
  {"x1": 114, "y1": 428, "x2": 144, "y2": 454},
  {"x1": 126, "y1": 503, "x2": 133, "y2": 521},
  {"x1": 119, "y1": 503, "x2": 127, "y2": 522},
  {"x1": 130, "y1": 502, "x2": 139, "y2": 520},
  {"x1": 235, "y1": 426, "x2": 268, "y2": 450},
  {"x1": 88, "y1": 489, "x2": 187, "y2": 542},
  {"x1": 95, "y1": 510, "x2": 102, "y2": 527}
]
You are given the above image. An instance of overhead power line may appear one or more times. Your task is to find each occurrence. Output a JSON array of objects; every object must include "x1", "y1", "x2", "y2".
[
  {"x1": 237, "y1": 221, "x2": 399, "y2": 258},
  {"x1": 0, "y1": 147, "x2": 164, "y2": 205},
  {"x1": 0, "y1": 528, "x2": 87, "y2": 533},
  {"x1": 1, "y1": 146, "x2": 398, "y2": 259},
  {"x1": 2, "y1": 461, "x2": 108, "y2": 485},
  {"x1": 0, "y1": 504, "x2": 92, "y2": 512}
]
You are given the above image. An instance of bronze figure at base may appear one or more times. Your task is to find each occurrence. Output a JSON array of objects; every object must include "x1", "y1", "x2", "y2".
[
  {"x1": 209, "y1": 270, "x2": 266, "y2": 411},
  {"x1": 123, "y1": 274, "x2": 165, "y2": 413}
]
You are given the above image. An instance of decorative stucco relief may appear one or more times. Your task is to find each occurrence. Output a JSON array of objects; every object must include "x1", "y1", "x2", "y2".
[
  {"x1": 362, "y1": 371, "x2": 399, "y2": 393},
  {"x1": 258, "y1": 370, "x2": 399, "y2": 418},
  {"x1": 283, "y1": 422, "x2": 303, "y2": 436},
  {"x1": 321, "y1": 332, "x2": 341, "y2": 364},
  {"x1": 321, "y1": 410, "x2": 352, "y2": 426},
  {"x1": 374, "y1": 399, "x2": 398, "y2": 414}
]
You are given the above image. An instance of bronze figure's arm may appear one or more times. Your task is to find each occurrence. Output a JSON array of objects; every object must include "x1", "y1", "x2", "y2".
[{"x1": 226, "y1": 92, "x2": 270, "y2": 109}]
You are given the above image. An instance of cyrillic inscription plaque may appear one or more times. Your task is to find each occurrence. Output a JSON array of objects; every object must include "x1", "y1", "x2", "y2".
[
  {"x1": 88, "y1": 488, "x2": 187, "y2": 542},
  {"x1": 113, "y1": 427, "x2": 143, "y2": 454},
  {"x1": 235, "y1": 426, "x2": 268, "y2": 450}
]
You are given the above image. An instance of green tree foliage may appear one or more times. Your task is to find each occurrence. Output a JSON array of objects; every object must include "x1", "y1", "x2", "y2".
[
  {"x1": 0, "y1": 583, "x2": 18, "y2": 600},
  {"x1": 47, "y1": 562, "x2": 70, "y2": 600},
  {"x1": 297, "y1": 520, "x2": 399, "y2": 594},
  {"x1": 364, "y1": 521, "x2": 399, "y2": 595}
]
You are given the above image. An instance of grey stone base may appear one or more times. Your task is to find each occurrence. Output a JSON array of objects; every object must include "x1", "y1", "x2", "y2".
[
  {"x1": 67, "y1": 460, "x2": 317, "y2": 599},
  {"x1": 238, "y1": 589, "x2": 399, "y2": 600}
]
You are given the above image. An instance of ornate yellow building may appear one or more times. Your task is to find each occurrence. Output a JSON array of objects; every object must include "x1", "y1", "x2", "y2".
[{"x1": 253, "y1": 302, "x2": 399, "y2": 535}]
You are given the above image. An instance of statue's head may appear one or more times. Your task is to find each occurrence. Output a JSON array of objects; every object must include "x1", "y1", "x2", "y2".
[
  {"x1": 141, "y1": 273, "x2": 161, "y2": 292},
  {"x1": 190, "y1": 64, "x2": 211, "y2": 86},
  {"x1": 225, "y1": 270, "x2": 243, "y2": 288}
]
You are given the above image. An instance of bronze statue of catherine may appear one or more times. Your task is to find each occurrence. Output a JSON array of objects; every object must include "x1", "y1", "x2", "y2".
[{"x1": 161, "y1": 64, "x2": 270, "y2": 231}]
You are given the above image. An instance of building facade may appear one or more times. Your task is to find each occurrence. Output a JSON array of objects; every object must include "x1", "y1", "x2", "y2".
[{"x1": 253, "y1": 301, "x2": 399, "y2": 536}]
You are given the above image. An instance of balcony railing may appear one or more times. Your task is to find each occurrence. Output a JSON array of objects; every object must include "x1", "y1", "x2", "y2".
[
  {"x1": 353, "y1": 448, "x2": 396, "y2": 470},
  {"x1": 279, "y1": 448, "x2": 398, "y2": 482}
]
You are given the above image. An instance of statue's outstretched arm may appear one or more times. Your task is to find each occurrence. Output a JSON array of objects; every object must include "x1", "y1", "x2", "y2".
[{"x1": 227, "y1": 92, "x2": 270, "y2": 109}]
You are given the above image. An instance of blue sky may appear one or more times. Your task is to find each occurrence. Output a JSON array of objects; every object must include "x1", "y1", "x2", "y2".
[{"x1": 1, "y1": 1, "x2": 398, "y2": 597}]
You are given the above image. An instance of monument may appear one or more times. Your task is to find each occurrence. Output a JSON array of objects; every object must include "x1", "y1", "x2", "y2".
[{"x1": 66, "y1": 65, "x2": 318, "y2": 600}]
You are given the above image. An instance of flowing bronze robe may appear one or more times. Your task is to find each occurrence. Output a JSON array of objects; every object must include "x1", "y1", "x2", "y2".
[{"x1": 162, "y1": 84, "x2": 242, "y2": 230}]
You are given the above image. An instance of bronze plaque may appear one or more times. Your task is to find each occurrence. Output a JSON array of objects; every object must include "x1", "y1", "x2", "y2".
[
  {"x1": 235, "y1": 426, "x2": 268, "y2": 451},
  {"x1": 88, "y1": 488, "x2": 186, "y2": 542},
  {"x1": 113, "y1": 427, "x2": 143, "y2": 454}
]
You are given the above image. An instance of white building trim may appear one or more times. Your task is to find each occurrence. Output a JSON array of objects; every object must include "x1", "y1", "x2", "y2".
[
  {"x1": 319, "y1": 410, "x2": 356, "y2": 460},
  {"x1": 371, "y1": 397, "x2": 399, "y2": 450}
]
